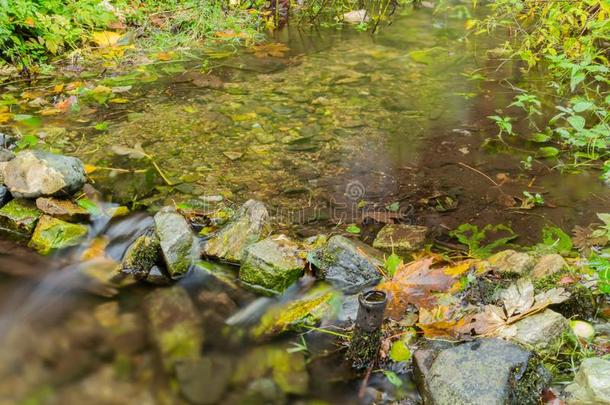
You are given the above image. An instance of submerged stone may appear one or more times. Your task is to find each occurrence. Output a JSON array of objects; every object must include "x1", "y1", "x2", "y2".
[
  {"x1": 4, "y1": 150, "x2": 86, "y2": 198},
  {"x1": 414, "y1": 339, "x2": 550, "y2": 405},
  {"x1": 486, "y1": 250, "x2": 535, "y2": 275},
  {"x1": 35, "y1": 197, "x2": 90, "y2": 222},
  {"x1": 154, "y1": 207, "x2": 197, "y2": 279},
  {"x1": 121, "y1": 233, "x2": 161, "y2": 279},
  {"x1": 252, "y1": 286, "x2": 341, "y2": 339},
  {"x1": 308, "y1": 235, "x2": 383, "y2": 294},
  {"x1": 565, "y1": 357, "x2": 610, "y2": 405},
  {"x1": 202, "y1": 199, "x2": 270, "y2": 263},
  {"x1": 145, "y1": 286, "x2": 203, "y2": 371},
  {"x1": 176, "y1": 355, "x2": 233, "y2": 405},
  {"x1": 0, "y1": 186, "x2": 10, "y2": 207},
  {"x1": 499, "y1": 309, "x2": 569, "y2": 348},
  {"x1": 231, "y1": 344, "x2": 309, "y2": 396},
  {"x1": 239, "y1": 234, "x2": 305, "y2": 295},
  {"x1": 145, "y1": 265, "x2": 172, "y2": 285},
  {"x1": 28, "y1": 215, "x2": 89, "y2": 255},
  {"x1": 0, "y1": 198, "x2": 42, "y2": 240},
  {"x1": 372, "y1": 224, "x2": 428, "y2": 254}
]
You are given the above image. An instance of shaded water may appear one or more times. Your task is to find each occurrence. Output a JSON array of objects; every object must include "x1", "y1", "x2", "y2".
[{"x1": 1, "y1": 5, "x2": 609, "y2": 405}]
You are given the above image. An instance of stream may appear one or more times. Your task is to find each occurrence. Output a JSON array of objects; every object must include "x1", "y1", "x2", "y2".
[{"x1": 0, "y1": 4, "x2": 609, "y2": 405}]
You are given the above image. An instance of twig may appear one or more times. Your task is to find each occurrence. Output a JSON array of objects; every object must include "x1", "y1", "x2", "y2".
[
  {"x1": 358, "y1": 364, "x2": 374, "y2": 400},
  {"x1": 457, "y1": 162, "x2": 499, "y2": 186}
]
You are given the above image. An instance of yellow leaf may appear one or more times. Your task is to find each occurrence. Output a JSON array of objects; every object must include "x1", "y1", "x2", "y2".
[
  {"x1": 84, "y1": 164, "x2": 98, "y2": 174},
  {"x1": 443, "y1": 260, "x2": 477, "y2": 277},
  {"x1": 109, "y1": 98, "x2": 129, "y2": 104},
  {"x1": 465, "y1": 19, "x2": 477, "y2": 30},
  {"x1": 91, "y1": 31, "x2": 122, "y2": 48},
  {"x1": 154, "y1": 51, "x2": 175, "y2": 61},
  {"x1": 0, "y1": 113, "x2": 12, "y2": 124},
  {"x1": 39, "y1": 107, "x2": 62, "y2": 116},
  {"x1": 52, "y1": 84, "x2": 64, "y2": 94}
]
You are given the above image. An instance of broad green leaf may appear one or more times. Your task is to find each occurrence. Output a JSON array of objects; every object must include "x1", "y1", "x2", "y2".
[
  {"x1": 572, "y1": 101, "x2": 594, "y2": 113},
  {"x1": 567, "y1": 115, "x2": 586, "y2": 131},
  {"x1": 538, "y1": 146, "x2": 559, "y2": 158},
  {"x1": 386, "y1": 202, "x2": 400, "y2": 212},
  {"x1": 385, "y1": 253, "x2": 403, "y2": 278},
  {"x1": 346, "y1": 224, "x2": 361, "y2": 234},
  {"x1": 389, "y1": 339, "x2": 412, "y2": 362},
  {"x1": 77, "y1": 198, "x2": 102, "y2": 216},
  {"x1": 537, "y1": 225, "x2": 572, "y2": 254},
  {"x1": 383, "y1": 370, "x2": 403, "y2": 388},
  {"x1": 596, "y1": 213, "x2": 610, "y2": 227},
  {"x1": 531, "y1": 133, "x2": 550, "y2": 142},
  {"x1": 570, "y1": 71, "x2": 586, "y2": 91}
]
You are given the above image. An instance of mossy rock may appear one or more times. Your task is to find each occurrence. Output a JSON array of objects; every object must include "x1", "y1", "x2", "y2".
[
  {"x1": 145, "y1": 286, "x2": 203, "y2": 371},
  {"x1": 28, "y1": 215, "x2": 88, "y2": 255},
  {"x1": 121, "y1": 233, "x2": 161, "y2": 279},
  {"x1": 239, "y1": 235, "x2": 305, "y2": 296},
  {"x1": 251, "y1": 285, "x2": 341, "y2": 339},
  {"x1": 0, "y1": 199, "x2": 42, "y2": 240}
]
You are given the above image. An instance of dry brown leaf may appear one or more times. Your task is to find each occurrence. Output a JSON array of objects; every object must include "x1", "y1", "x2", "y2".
[{"x1": 378, "y1": 258, "x2": 456, "y2": 319}]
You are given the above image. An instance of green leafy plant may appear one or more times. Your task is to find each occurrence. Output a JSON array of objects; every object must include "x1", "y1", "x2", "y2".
[
  {"x1": 535, "y1": 225, "x2": 573, "y2": 256},
  {"x1": 449, "y1": 223, "x2": 517, "y2": 259},
  {"x1": 587, "y1": 253, "x2": 610, "y2": 294},
  {"x1": 384, "y1": 252, "x2": 403, "y2": 278},
  {"x1": 522, "y1": 191, "x2": 545, "y2": 207}
]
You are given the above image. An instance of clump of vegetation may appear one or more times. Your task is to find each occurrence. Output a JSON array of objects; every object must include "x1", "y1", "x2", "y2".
[
  {"x1": 473, "y1": 0, "x2": 610, "y2": 175},
  {"x1": 0, "y1": 0, "x2": 116, "y2": 66}
]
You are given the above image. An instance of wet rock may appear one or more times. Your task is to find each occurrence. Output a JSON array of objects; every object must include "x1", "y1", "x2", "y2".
[
  {"x1": 252, "y1": 286, "x2": 341, "y2": 339},
  {"x1": 145, "y1": 265, "x2": 172, "y2": 285},
  {"x1": 241, "y1": 379, "x2": 287, "y2": 405},
  {"x1": 531, "y1": 254, "x2": 567, "y2": 279},
  {"x1": 564, "y1": 357, "x2": 610, "y2": 405},
  {"x1": 372, "y1": 224, "x2": 428, "y2": 254},
  {"x1": 35, "y1": 197, "x2": 90, "y2": 222},
  {"x1": 29, "y1": 215, "x2": 88, "y2": 255},
  {"x1": 487, "y1": 250, "x2": 535, "y2": 275},
  {"x1": 0, "y1": 198, "x2": 42, "y2": 240},
  {"x1": 93, "y1": 301, "x2": 147, "y2": 355},
  {"x1": 154, "y1": 207, "x2": 197, "y2": 279},
  {"x1": 121, "y1": 233, "x2": 161, "y2": 279},
  {"x1": 176, "y1": 355, "x2": 233, "y2": 405},
  {"x1": 343, "y1": 9, "x2": 369, "y2": 23},
  {"x1": 0, "y1": 161, "x2": 7, "y2": 183},
  {"x1": 4, "y1": 150, "x2": 86, "y2": 198},
  {"x1": 499, "y1": 309, "x2": 569, "y2": 348},
  {"x1": 414, "y1": 339, "x2": 550, "y2": 405},
  {"x1": 202, "y1": 199, "x2": 270, "y2": 263},
  {"x1": 232, "y1": 345, "x2": 309, "y2": 396},
  {"x1": 239, "y1": 235, "x2": 305, "y2": 295},
  {"x1": 145, "y1": 286, "x2": 203, "y2": 371},
  {"x1": 308, "y1": 235, "x2": 383, "y2": 293},
  {"x1": 0, "y1": 186, "x2": 10, "y2": 207}
]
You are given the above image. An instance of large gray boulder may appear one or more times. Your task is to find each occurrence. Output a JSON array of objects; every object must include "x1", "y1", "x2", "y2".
[
  {"x1": 4, "y1": 151, "x2": 86, "y2": 198},
  {"x1": 414, "y1": 339, "x2": 550, "y2": 405},
  {"x1": 565, "y1": 357, "x2": 610, "y2": 405},
  {"x1": 307, "y1": 235, "x2": 383, "y2": 294},
  {"x1": 239, "y1": 235, "x2": 305, "y2": 295},
  {"x1": 202, "y1": 199, "x2": 270, "y2": 263},
  {"x1": 154, "y1": 207, "x2": 197, "y2": 279}
]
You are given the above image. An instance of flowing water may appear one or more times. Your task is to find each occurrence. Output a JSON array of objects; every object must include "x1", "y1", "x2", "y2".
[{"x1": 0, "y1": 5, "x2": 609, "y2": 405}]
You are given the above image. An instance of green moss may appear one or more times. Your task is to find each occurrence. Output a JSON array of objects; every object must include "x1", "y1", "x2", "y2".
[
  {"x1": 552, "y1": 284, "x2": 596, "y2": 319},
  {"x1": 252, "y1": 286, "x2": 340, "y2": 339},
  {"x1": 28, "y1": 215, "x2": 88, "y2": 255},
  {"x1": 0, "y1": 199, "x2": 42, "y2": 240},
  {"x1": 508, "y1": 355, "x2": 551, "y2": 405},
  {"x1": 121, "y1": 234, "x2": 160, "y2": 278},
  {"x1": 346, "y1": 328, "x2": 382, "y2": 370}
]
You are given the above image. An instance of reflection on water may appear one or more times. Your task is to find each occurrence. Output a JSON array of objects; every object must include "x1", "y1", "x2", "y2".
[{"x1": 0, "y1": 4, "x2": 609, "y2": 405}]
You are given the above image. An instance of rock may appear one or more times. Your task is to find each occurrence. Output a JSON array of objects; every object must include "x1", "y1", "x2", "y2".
[
  {"x1": 239, "y1": 235, "x2": 305, "y2": 295},
  {"x1": 0, "y1": 186, "x2": 10, "y2": 207},
  {"x1": 202, "y1": 199, "x2": 270, "y2": 263},
  {"x1": 121, "y1": 233, "x2": 161, "y2": 279},
  {"x1": 372, "y1": 224, "x2": 428, "y2": 254},
  {"x1": 29, "y1": 215, "x2": 89, "y2": 255},
  {"x1": 231, "y1": 344, "x2": 309, "y2": 396},
  {"x1": 499, "y1": 309, "x2": 569, "y2": 348},
  {"x1": 0, "y1": 199, "x2": 42, "y2": 240},
  {"x1": 343, "y1": 9, "x2": 369, "y2": 23},
  {"x1": 0, "y1": 161, "x2": 7, "y2": 183},
  {"x1": 241, "y1": 379, "x2": 286, "y2": 405},
  {"x1": 565, "y1": 357, "x2": 610, "y2": 405},
  {"x1": 531, "y1": 254, "x2": 567, "y2": 279},
  {"x1": 145, "y1": 265, "x2": 172, "y2": 285},
  {"x1": 35, "y1": 197, "x2": 90, "y2": 222},
  {"x1": 252, "y1": 286, "x2": 341, "y2": 339},
  {"x1": 487, "y1": 250, "x2": 535, "y2": 275},
  {"x1": 308, "y1": 235, "x2": 383, "y2": 293},
  {"x1": 176, "y1": 355, "x2": 233, "y2": 405},
  {"x1": 145, "y1": 286, "x2": 203, "y2": 371},
  {"x1": 0, "y1": 148, "x2": 14, "y2": 162},
  {"x1": 414, "y1": 339, "x2": 550, "y2": 405},
  {"x1": 4, "y1": 150, "x2": 86, "y2": 198},
  {"x1": 154, "y1": 207, "x2": 197, "y2": 279}
]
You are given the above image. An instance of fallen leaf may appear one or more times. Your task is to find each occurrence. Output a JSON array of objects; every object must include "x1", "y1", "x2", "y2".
[
  {"x1": 111, "y1": 143, "x2": 147, "y2": 159},
  {"x1": 84, "y1": 164, "x2": 97, "y2": 174},
  {"x1": 91, "y1": 31, "x2": 122, "y2": 48},
  {"x1": 253, "y1": 43, "x2": 289, "y2": 58},
  {"x1": 109, "y1": 98, "x2": 129, "y2": 104},
  {"x1": 0, "y1": 113, "x2": 12, "y2": 124},
  {"x1": 378, "y1": 258, "x2": 456, "y2": 318}
]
